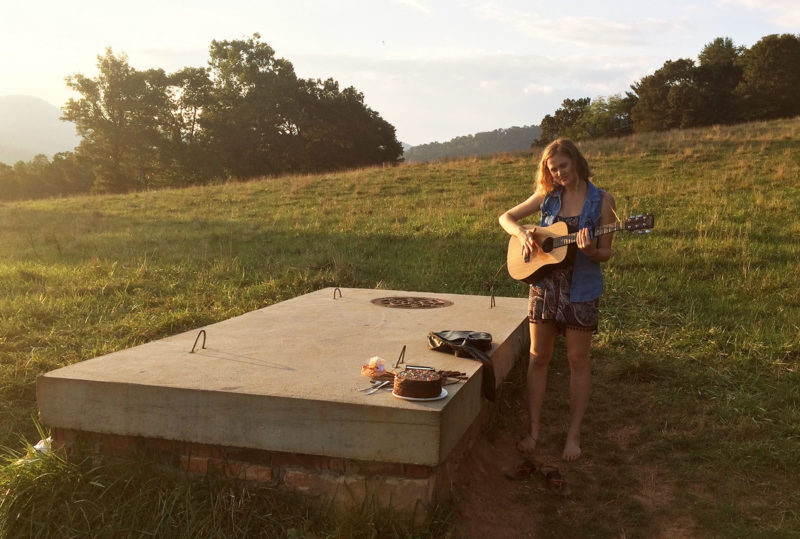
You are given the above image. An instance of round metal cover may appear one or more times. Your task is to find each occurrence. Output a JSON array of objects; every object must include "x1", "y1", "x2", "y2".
[{"x1": 371, "y1": 296, "x2": 453, "y2": 309}]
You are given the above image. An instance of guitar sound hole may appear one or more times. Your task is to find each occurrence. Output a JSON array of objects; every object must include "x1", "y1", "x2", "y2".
[{"x1": 541, "y1": 238, "x2": 554, "y2": 253}]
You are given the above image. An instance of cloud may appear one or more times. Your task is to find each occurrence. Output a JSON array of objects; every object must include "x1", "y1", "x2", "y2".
[
  {"x1": 289, "y1": 50, "x2": 656, "y2": 144},
  {"x1": 471, "y1": 2, "x2": 684, "y2": 48},
  {"x1": 131, "y1": 47, "x2": 209, "y2": 72},
  {"x1": 719, "y1": 0, "x2": 800, "y2": 28},
  {"x1": 523, "y1": 84, "x2": 556, "y2": 95},
  {"x1": 390, "y1": 0, "x2": 433, "y2": 14}
]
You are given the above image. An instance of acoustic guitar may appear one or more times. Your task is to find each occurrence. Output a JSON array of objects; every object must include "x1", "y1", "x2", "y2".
[{"x1": 507, "y1": 214, "x2": 654, "y2": 284}]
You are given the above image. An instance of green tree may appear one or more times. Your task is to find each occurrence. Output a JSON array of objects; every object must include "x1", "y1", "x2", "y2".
[
  {"x1": 293, "y1": 78, "x2": 401, "y2": 171},
  {"x1": 49, "y1": 152, "x2": 95, "y2": 195},
  {"x1": 202, "y1": 34, "x2": 300, "y2": 178},
  {"x1": 569, "y1": 94, "x2": 635, "y2": 140},
  {"x1": 696, "y1": 37, "x2": 744, "y2": 125},
  {"x1": 63, "y1": 49, "x2": 173, "y2": 192},
  {"x1": 0, "y1": 152, "x2": 94, "y2": 201},
  {"x1": 0, "y1": 162, "x2": 19, "y2": 201},
  {"x1": 735, "y1": 33, "x2": 800, "y2": 121},
  {"x1": 12, "y1": 156, "x2": 51, "y2": 199},
  {"x1": 58, "y1": 36, "x2": 403, "y2": 193},
  {"x1": 631, "y1": 59, "x2": 699, "y2": 132},
  {"x1": 163, "y1": 67, "x2": 218, "y2": 184},
  {"x1": 202, "y1": 35, "x2": 402, "y2": 176},
  {"x1": 319, "y1": 84, "x2": 402, "y2": 169},
  {"x1": 537, "y1": 97, "x2": 591, "y2": 144}
]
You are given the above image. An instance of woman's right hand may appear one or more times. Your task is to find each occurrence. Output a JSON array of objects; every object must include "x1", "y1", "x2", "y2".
[{"x1": 517, "y1": 227, "x2": 536, "y2": 258}]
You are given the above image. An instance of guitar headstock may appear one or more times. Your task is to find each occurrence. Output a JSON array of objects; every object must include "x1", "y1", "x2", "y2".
[{"x1": 623, "y1": 213, "x2": 654, "y2": 234}]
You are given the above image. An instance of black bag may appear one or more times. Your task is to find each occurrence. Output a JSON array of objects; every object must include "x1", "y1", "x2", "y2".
[{"x1": 427, "y1": 331, "x2": 496, "y2": 401}]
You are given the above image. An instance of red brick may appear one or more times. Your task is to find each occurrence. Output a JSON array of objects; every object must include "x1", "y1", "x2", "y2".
[
  {"x1": 185, "y1": 441, "x2": 225, "y2": 459},
  {"x1": 179, "y1": 455, "x2": 209, "y2": 474},
  {"x1": 243, "y1": 464, "x2": 273, "y2": 483},
  {"x1": 144, "y1": 436, "x2": 182, "y2": 454},
  {"x1": 51, "y1": 427, "x2": 77, "y2": 444},
  {"x1": 225, "y1": 447, "x2": 273, "y2": 466},
  {"x1": 107, "y1": 434, "x2": 137, "y2": 456},
  {"x1": 346, "y1": 460, "x2": 404, "y2": 477},
  {"x1": 213, "y1": 459, "x2": 245, "y2": 478},
  {"x1": 283, "y1": 470, "x2": 311, "y2": 491},
  {"x1": 403, "y1": 464, "x2": 432, "y2": 479},
  {"x1": 272, "y1": 452, "x2": 330, "y2": 470}
]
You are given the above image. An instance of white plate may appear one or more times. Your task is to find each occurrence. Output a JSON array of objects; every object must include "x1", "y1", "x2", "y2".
[{"x1": 391, "y1": 388, "x2": 448, "y2": 401}]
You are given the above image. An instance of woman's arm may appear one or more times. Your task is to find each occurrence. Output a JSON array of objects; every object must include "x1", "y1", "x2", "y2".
[
  {"x1": 499, "y1": 193, "x2": 545, "y2": 256},
  {"x1": 576, "y1": 192, "x2": 616, "y2": 263}
]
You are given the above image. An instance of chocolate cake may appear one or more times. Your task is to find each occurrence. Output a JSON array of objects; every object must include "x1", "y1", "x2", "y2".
[{"x1": 393, "y1": 368, "x2": 443, "y2": 399}]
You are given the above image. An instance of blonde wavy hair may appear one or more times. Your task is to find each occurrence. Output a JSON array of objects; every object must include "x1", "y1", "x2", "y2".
[{"x1": 534, "y1": 138, "x2": 592, "y2": 195}]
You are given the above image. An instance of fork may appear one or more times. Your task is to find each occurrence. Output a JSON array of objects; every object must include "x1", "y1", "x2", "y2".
[
  {"x1": 364, "y1": 380, "x2": 390, "y2": 395},
  {"x1": 357, "y1": 380, "x2": 383, "y2": 391}
]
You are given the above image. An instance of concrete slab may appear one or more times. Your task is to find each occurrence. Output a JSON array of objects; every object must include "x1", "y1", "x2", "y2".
[{"x1": 38, "y1": 288, "x2": 529, "y2": 467}]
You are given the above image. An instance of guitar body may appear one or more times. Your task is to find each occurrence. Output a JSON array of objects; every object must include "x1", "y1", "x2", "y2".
[
  {"x1": 505, "y1": 213, "x2": 654, "y2": 284},
  {"x1": 506, "y1": 222, "x2": 569, "y2": 284}
]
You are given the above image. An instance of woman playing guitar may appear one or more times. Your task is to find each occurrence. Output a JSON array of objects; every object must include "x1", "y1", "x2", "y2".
[{"x1": 498, "y1": 138, "x2": 616, "y2": 462}]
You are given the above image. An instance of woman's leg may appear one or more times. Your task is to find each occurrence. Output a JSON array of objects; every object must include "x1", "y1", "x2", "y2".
[
  {"x1": 563, "y1": 328, "x2": 593, "y2": 461},
  {"x1": 518, "y1": 322, "x2": 557, "y2": 454}
]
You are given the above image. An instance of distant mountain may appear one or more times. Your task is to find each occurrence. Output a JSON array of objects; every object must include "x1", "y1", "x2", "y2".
[
  {"x1": 0, "y1": 95, "x2": 80, "y2": 165},
  {"x1": 403, "y1": 125, "x2": 541, "y2": 163}
]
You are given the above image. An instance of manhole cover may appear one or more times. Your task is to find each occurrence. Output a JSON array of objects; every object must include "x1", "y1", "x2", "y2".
[{"x1": 371, "y1": 296, "x2": 453, "y2": 309}]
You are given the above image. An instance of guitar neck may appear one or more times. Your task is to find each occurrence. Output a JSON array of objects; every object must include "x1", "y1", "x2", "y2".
[{"x1": 552, "y1": 222, "x2": 622, "y2": 249}]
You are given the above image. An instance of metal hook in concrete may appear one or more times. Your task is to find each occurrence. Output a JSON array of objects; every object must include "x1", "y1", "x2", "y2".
[
  {"x1": 333, "y1": 287, "x2": 342, "y2": 299},
  {"x1": 490, "y1": 294, "x2": 496, "y2": 309},
  {"x1": 191, "y1": 330, "x2": 206, "y2": 353},
  {"x1": 394, "y1": 345, "x2": 406, "y2": 368}
]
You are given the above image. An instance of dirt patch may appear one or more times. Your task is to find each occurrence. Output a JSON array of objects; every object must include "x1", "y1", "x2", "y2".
[
  {"x1": 633, "y1": 465, "x2": 699, "y2": 539},
  {"x1": 447, "y1": 418, "x2": 697, "y2": 538},
  {"x1": 444, "y1": 353, "x2": 701, "y2": 538},
  {"x1": 607, "y1": 424, "x2": 640, "y2": 451},
  {"x1": 449, "y1": 431, "x2": 539, "y2": 538}
]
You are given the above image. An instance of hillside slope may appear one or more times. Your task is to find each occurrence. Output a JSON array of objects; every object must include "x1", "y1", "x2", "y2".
[
  {"x1": 404, "y1": 124, "x2": 541, "y2": 162},
  {"x1": 0, "y1": 95, "x2": 79, "y2": 165}
]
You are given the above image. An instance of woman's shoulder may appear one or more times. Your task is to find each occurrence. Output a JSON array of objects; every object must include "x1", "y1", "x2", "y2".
[
  {"x1": 531, "y1": 191, "x2": 547, "y2": 204},
  {"x1": 589, "y1": 180, "x2": 615, "y2": 206}
]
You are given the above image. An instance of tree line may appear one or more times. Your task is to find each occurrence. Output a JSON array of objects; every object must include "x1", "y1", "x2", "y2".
[
  {"x1": 537, "y1": 34, "x2": 800, "y2": 144},
  {"x1": 404, "y1": 125, "x2": 542, "y2": 162},
  {"x1": 0, "y1": 34, "x2": 403, "y2": 201}
]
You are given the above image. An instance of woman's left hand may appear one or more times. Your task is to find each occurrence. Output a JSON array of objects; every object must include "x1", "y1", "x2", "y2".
[{"x1": 576, "y1": 227, "x2": 598, "y2": 257}]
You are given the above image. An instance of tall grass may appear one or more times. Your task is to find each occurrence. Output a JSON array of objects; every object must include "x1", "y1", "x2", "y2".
[
  {"x1": 1, "y1": 117, "x2": 799, "y2": 536},
  {"x1": 0, "y1": 436, "x2": 451, "y2": 538}
]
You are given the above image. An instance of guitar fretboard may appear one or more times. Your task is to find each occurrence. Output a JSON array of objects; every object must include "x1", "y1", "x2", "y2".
[{"x1": 552, "y1": 222, "x2": 623, "y2": 249}]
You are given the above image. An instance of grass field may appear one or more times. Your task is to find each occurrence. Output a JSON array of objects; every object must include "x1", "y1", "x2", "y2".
[{"x1": 1, "y1": 117, "x2": 799, "y2": 537}]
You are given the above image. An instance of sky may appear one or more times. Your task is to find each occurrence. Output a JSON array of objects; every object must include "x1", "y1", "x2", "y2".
[{"x1": 1, "y1": 0, "x2": 798, "y2": 146}]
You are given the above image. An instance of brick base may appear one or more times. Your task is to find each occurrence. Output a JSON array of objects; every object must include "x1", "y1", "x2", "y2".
[{"x1": 49, "y1": 404, "x2": 488, "y2": 514}]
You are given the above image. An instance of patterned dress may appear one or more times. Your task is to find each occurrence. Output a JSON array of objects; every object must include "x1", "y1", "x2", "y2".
[{"x1": 528, "y1": 215, "x2": 599, "y2": 334}]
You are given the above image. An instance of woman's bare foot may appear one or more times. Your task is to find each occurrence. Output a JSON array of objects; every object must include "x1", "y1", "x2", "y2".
[
  {"x1": 516, "y1": 434, "x2": 538, "y2": 455},
  {"x1": 562, "y1": 436, "x2": 582, "y2": 461}
]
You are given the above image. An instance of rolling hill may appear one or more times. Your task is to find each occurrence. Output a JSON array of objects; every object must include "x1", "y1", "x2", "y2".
[{"x1": 0, "y1": 95, "x2": 79, "y2": 165}]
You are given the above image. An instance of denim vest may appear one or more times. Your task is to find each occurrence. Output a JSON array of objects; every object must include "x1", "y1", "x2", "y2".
[{"x1": 539, "y1": 180, "x2": 605, "y2": 302}]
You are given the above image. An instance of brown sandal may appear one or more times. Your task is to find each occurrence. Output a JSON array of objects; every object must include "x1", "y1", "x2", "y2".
[
  {"x1": 504, "y1": 459, "x2": 539, "y2": 481},
  {"x1": 539, "y1": 465, "x2": 566, "y2": 488},
  {"x1": 504, "y1": 459, "x2": 570, "y2": 495}
]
